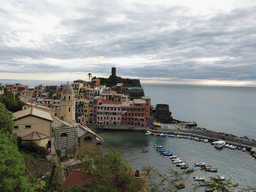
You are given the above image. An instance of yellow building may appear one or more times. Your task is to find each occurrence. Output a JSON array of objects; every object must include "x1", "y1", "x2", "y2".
[
  {"x1": 60, "y1": 82, "x2": 76, "y2": 123},
  {"x1": 13, "y1": 107, "x2": 53, "y2": 148}
]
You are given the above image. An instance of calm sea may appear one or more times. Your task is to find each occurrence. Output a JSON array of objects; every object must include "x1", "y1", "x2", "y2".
[
  {"x1": 142, "y1": 84, "x2": 256, "y2": 139},
  {"x1": 98, "y1": 131, "x2": 256, "y2": 191}
]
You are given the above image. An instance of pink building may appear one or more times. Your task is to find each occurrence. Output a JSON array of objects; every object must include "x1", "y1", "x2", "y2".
[{"x1": 97, "y1": 100, "x2": 122, "y2": 124}]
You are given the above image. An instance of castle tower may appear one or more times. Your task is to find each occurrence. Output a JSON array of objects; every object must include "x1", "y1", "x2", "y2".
[{"x1": 60, "y1": 82, "x2": 76, "y2": 123}]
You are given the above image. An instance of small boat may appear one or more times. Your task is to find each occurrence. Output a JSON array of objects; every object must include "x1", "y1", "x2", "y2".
[
  {"x1": 154, "y1": 145, "x2": 163, "y2": 148},
  {"x1": 193, "y1": 176, "x2": 205, "y2": 181},
  {"x1": 180, "y1": 164, "x2": 189, "y2": 169},
  {"x1": 211, "y1": 140, "x2": 226, "y2": 146},
  {"x1": 140, "y1": 149, "x2": 148, "y2": 153},
  {"x1": 187, "y1": 168, "x2": 195, "y2": 173},
  {"x1": 213, "y1": 176, "x2": 225, "y2": 181},
  {"x1": 214, "y1": 143, "x2": 225, "y2": 150},
  {"x1": 173, "y1": 159, "x2": 182, "y2": 164},
  {"x1": 169, "y1": 155, "x2": 177, "y2": 159},
  {"x1": 225, "y1": 144, "x2": 230, "y2": 148},
  {"x1": 157, "y1": 148, "x2": 166, "y2": 152},
  {"x1": 204, "y1": 139, "x2": 208, "y2": 143},
  {"x1": 175, "y1": 183, "x2": 185, "y2": 189},
  {"x1": 205, "y1": 187, "x2": 214, "y2": 192},
  {"x1": 229, "y1": 145, "x2": 237, "y2": 150},
  {"x1": 195, "y1": 162, "x2": 206, "y2": 167},
  {"x1": 171, "y1": 157, "x2": 182, "y2": 161},
  {"x1": 145, "y1": 131, "x2": 152, "y2": 135},
  {"x1": 199, "y1": 181, "x2": 210, "y2": 187},
  {"x1": 242, "y1": 147, "x2": 246, "y2": 152},
  {"x1": 207, "y1": 168, "x2": 218, "y2": 172},
  {"x1": 176, "y1": 162, "x2": 186, "y2": 167},
  {"x1": 201, "y1": 166, "x2": 212, "y2": 170},
  {"x1": 161, "y1": 151, "x2": 173, "y2": 156}
]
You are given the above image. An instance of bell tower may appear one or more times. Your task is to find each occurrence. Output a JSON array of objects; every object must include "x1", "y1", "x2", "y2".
[{"x1": 60, "y1": 82, "x2": 76, "y2": 123}]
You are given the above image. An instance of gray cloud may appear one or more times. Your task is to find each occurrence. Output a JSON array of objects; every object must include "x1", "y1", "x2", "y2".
[{"x1": 0, "y1": 3, "x2": 255, "y2": 82}]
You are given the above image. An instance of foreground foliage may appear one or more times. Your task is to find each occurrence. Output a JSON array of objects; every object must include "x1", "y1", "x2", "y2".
[{"x1": 66, "y1": 147, "x2": 146, "y2": 192}]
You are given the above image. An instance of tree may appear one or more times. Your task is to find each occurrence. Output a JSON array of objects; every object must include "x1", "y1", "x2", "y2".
[
  {"x1": 0, "y1": 88, "x2": 25, "y2": 112},
  {"x1": 0, "y1": 103, "x2": 14, "y2": 136},
  {"x1": 206, "y1": 176, "x2": 239, "y2": 192},
  {"x1": 68, "y1": 147, "x2": 146, "y2": 192},
  {"x1": 0, "y1": 133, "x2": 35, "y2": 191}
]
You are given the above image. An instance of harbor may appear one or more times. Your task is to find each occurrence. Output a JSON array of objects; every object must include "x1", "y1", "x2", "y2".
[
  {"x1": 89, "y1": 122, "x2": 256, "y2": 158},
  {"x1": 98, "y1": 130, "x2": 256, "y2": 191}
]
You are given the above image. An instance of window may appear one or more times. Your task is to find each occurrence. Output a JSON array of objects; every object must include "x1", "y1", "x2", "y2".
[
  {"x1": 14, "y1": 126, "x2": 18, "y2": 129},
  {"x1": 25, "y1": 125, "x2": 31, "y2": 129},
  {"x1": 84, "y1": 136, "x2": 92, "y2": 142},
  {"x1": 60, "y1": 133, "x2": 68, "y2": 137}
]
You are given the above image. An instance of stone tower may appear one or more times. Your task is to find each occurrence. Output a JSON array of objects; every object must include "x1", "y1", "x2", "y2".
[{"x1": 60, "y1": 82, "x2": 76, "y2": 123}]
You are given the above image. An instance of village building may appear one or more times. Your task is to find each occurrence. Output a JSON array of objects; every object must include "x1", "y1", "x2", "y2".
[
  {"x1": 52, "y1": 117, "x2": 103, "y2": 157},
  {"x1": 19, "y1": 89, "x2": 34, "y2": 101},
  {"x1": 121, "y1": 99, "x2": 148, "y2": 127},
  {"x1": 5, "y1": 83, "x2": 28, "y2": 94},
  {"x1": 75, "y1": 99, "x2": 90, "y2": 124},
  {"x1": 60, "y1": 82, "x2": 76, "y2": 123},
  {"x1": 72, "y1": 82, "x2": 83, "y2": 97},
  {"x1": 96, "y1": 100, "x2": 122, "y2": 125},
  {"x1": 12, "y1": 107, "x2": 53, "y2": 148},
  {"x1": 33, "y1": 84, "x2": 45, "y2": 98},
  {"x1": 52, "y1": 117, "x2": 78, "y2": 157},
  {"x1": 77, "y1": 124, "x2": 103, "y2": 157}
]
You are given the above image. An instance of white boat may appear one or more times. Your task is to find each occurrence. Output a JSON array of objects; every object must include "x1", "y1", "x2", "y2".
[
  {"x1": 203, "y1": 139, "x2": 208, "y2": 143},
  {"x1": 225, "y1": 144, "x2": 230, "y2": 148},
  {"x1": 242, "y1": 147, "x2": 246, "y2": 152},
  {"x1": 176, "y1": 162, "x2": 186, "y2": 167},
  {"x1": 193, "y1": 176, "x2": 205, "y2": 181},
  {"x1": 171, "y1": 157, "x2": 182, "y2": 161},
  {"x1": 229, "y1": 145, "x2": 237, "y2": 150},
  {"x1": 145, "y1": 131, "x2": 152, "y2": 135},
  {"x1": 173, "y1": 159, "x2": 182, "y2": 164},
  {"x1": 212, "y1": 140, "x2": 226, "y2": 146},
  {"x1": 194, "y1": 162, "x2": 206, "y2": 167},
  {"x1": 169, "y1": 155, "x2": 177, "y2": 159},
  {"x1": 214, "y1": 143, "x2": 225, "y2": 150}
]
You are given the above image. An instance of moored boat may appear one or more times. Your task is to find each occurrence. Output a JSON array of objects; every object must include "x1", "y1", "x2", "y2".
[
  {"x1": 193, "y1": 176, "x2": 205, "y2": 181},
  {"x1": 140, "y1": 148, "x2": 148, "y2": 153},
  {"x1": 207, "y1": 168, "x2": 218, "y2": 172},
  {"x1": 175, "y1": 183, "x2": 185, "y2": 189},
  {"x1": 195, "y1": 162, "x2": 206, "y2": 167},
  {"x1": 214, "y1": 143, "x2": 225, "y2": 150},
  {"x1": 187, "y1": 168, "x2": 195, "y2": 173}
]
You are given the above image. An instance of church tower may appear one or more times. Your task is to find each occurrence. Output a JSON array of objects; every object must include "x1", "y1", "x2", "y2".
[{"x1": 60, "y1": 82, "x2": 76, "y2": 123}]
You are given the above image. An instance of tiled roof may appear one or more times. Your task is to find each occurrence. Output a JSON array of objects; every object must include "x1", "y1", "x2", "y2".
[
  {"x1": 13, "y1": 107, "x2": 53, "y2": 122},
  {"x1": 61, "y1": 169, "x2": 90, "y2": 190},
  {"x1": 61, "y1": 169, "x2": 146, "y2": 191},
  {"x1": 21, "y1": 131, "x2": 49, "y2": 140}
]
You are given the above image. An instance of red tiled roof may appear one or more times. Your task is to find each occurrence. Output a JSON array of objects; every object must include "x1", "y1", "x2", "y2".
[
  {"x1": 61, "y1": 168, "x2": 147, "y2": 191},
  {"x1": 61, "y1": 169, "x2": 91, "y2": 190}
]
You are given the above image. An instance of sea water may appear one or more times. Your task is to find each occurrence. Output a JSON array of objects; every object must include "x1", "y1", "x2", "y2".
[
  {"x1": 142, "y1": 84, "x2": 256, "y2": 139},
  {"x1": 98, "y1": 130, "x2": 256, "y2": 191}
]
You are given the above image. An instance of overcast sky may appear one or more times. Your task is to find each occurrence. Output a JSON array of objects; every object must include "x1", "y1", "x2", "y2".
[{"x1": 0, "y1": 0, "x2": 256, "y2": 86}]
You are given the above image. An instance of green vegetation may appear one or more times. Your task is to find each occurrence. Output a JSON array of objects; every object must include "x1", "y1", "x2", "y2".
[
  {"x1": 65, "y1": 147, "x2": 146, "y2": 192},
  {"x1": 0, "y1": 103, "x2": 14, "y2": 135},
  {"x1": 0, "y1": 87, "x2": 25, "y2": 112}
]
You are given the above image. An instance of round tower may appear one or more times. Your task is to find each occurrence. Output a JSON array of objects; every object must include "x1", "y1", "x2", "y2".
[{"x1": 60, "y1": 82, "x2": 76, "y2": 123}]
